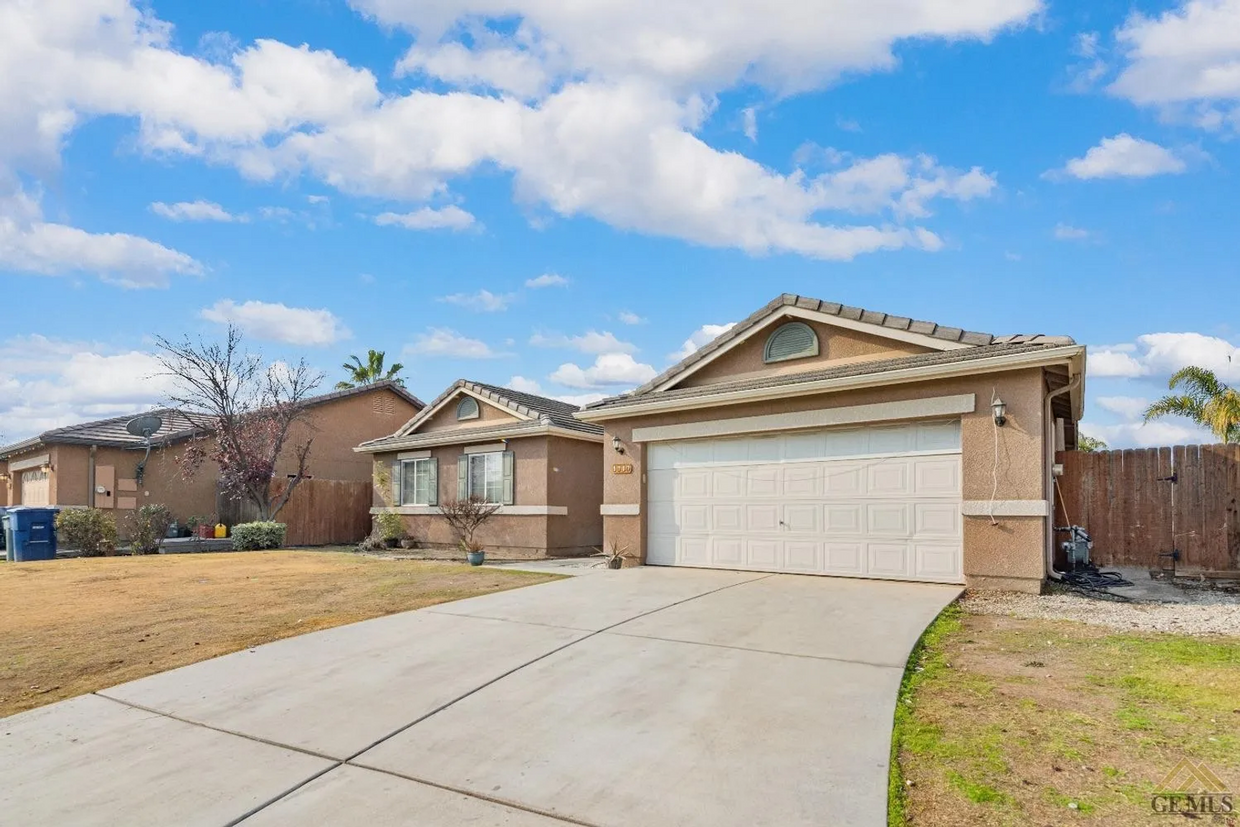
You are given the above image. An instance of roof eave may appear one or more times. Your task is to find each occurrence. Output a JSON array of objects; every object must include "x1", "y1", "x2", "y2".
[
  {"x1": 355, "y1": 423, "x2": 604, "y2": 454},
  {"x1": 576, "y1": 345, "x2": 1086, "y2": 423}
]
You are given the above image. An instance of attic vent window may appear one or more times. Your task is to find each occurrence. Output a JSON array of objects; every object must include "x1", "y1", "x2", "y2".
[
  {"x1": 763, "y1": 322, "x2": 819, "y2": 364},
  {"x1": 457, "y1": 397, "x2": 481, "y2": 420}
]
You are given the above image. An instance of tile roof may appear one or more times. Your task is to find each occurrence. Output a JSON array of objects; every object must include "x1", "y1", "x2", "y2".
[
  {"x1": 0, "y1": 380, "x2": 423, "y2": 458},
  {"x1": 619, "y1": 293, "x2": 1075, "y2": 401},
  {"x1": 360, "y1": 380, "x2": 603, "y2": 451},
  {"x1": 584, "y1": 341, "x2": 1079, "y2": 412}
]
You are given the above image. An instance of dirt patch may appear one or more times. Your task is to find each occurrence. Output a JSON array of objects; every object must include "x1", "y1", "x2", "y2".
[
  {"x1": 895, "y1": 611, "x2": 1240, "y2": 826},
  {"x1": 0, "y1": 551, "x2": 557, "y2": 718}
]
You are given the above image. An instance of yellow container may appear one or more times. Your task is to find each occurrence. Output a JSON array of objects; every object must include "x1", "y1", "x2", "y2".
[{"x1": 214, "y1": 523, "x2": 227, "y2": 539}]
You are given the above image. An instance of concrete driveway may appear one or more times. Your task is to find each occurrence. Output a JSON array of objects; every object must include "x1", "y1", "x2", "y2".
[{"x1": 2, "y1": 568, "x2": 960, "y2": 827}]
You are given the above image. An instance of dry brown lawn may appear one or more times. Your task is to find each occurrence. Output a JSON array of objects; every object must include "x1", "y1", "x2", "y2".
[
  {"x1": 0, "y1": 551, "x2": 557, "y2": 719},
  {"x1": 892, "y1": 606, "x2": 1240, "y2": 826}
]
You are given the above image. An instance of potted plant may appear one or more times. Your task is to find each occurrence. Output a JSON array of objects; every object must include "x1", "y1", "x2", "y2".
[
  {"x1": 375, "y1": 511, "x2": 405, "y2": 548},
  {"x1": 594, "y1": 541, "x2": 633, "y2": 570},
  {"x1": 437, "y1": 496, "x2": 501, "y2": 566}
]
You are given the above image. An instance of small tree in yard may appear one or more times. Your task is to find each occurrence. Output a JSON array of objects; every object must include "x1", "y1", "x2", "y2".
[
  {"x1": 437, "y1": 496, "x2": 501, "y2": 553},
  {"x1": 128, "y1": 504, "x2": 175, "y2": 555},
  {"x1": 156, "y1": 325, "x2": 323, "y2": 521}
]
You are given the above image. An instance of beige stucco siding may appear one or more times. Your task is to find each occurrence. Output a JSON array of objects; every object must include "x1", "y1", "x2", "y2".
[
  {"x1": 417, "y1": 396, "x2": 521, "y2": 433},
  {"x1": 678, "y1": 319, "x2": 930, "y2": 389},
  {"x1": 598, "y1": 368, "x2": 1050, "y2": 592},
  {"x1": 282, "y1": 387, "x2": 419, "y2": 481},
  {"x1": 372, "y1": 434, "x2": 601, "y2": 558}
]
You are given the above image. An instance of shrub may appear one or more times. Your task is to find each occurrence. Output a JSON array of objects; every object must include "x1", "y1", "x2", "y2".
[
  {"x1": 231, "y1": 521, "x2": 287, "y2": 551},
  {"x1": 56, "y1": 508, "x2": 118, "y2": 557},
  {"x1": 128, "y1": 504, "x2": 175, "y2": 555},
  {"x1": 375, "y1": 511, "x2": 405, "y2": 541}
]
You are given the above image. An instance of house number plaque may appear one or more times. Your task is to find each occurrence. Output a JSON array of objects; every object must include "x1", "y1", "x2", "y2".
[{"x1": 612, "y1": 463, "x2": 634, "y2": 475}]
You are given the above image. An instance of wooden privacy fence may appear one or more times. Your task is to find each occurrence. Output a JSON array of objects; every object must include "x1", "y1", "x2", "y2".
[
  {"x1": 218, "y1": 479, "x2": 373, "y2": 546},
  {"x1": 1054, "y1": 445, "x2": 1240, "y2": 571}
]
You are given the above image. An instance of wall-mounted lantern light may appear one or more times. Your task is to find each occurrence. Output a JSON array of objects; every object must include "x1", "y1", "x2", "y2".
[
  {"x1": 991, "y1": 397, "x2": 1008, "y2": 427},
  {"x1": 611, "y1": 435, "x2": 625, "y2": 455}
]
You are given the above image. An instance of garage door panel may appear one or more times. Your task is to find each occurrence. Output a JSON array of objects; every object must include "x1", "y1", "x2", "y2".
[
  {"x1": 914, "y1": 459, "x2": 960, "y2": 496},
  {"x1": 824, "y1": 543, "x2": 864, "y2": 575},
  {"x1": 784, "y1": 542, "x2": 821, "y2": 572},
  {"x1": 914, "y1": 503, "x2": 960, "y2": 537},
  {"x1": 867, "y1": 543, "x2": 911, "y2": 577},
  {"x1": 712, "y1": 505, "x2": 744, "y2": 532},
  {"x1": 645, "y1": 423, "x2": 962, "y2": 584},
  {"x1": 915, "y1": 544, "x2": 961, "y2": 580}
]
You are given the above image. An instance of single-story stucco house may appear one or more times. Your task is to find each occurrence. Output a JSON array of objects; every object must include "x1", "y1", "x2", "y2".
[
  {"x1": 358, "y1": 380, "x2": 604, "y2": 558},
  {"x1": 575, "y1": 294, "x2": 1085, "y2": 594},
  {"x1": 0, "y1": 381, "x2": 423, "y2": 535}
]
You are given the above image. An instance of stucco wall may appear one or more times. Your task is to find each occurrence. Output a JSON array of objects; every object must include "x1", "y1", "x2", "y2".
[
  {"x1": 598, "y1": 367, "x2": 1051, "y2": 591},
  {"x1": 679, "y1": 319, "x2": 929, "y2": 388},
  {"x1": 417, "y1": 396, "x2": 521, "y2": 433},
  {"x1": 372, "y1": 434, "x2": 601, "y2": 558},
  {"x1": 281, "y1": 387, "x2": 419, "y2": 481}
]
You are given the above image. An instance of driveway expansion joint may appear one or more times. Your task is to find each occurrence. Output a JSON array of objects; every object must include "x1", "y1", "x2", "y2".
[{"x1": 599, "y1": 629, "x2": 906, "y2": 671}]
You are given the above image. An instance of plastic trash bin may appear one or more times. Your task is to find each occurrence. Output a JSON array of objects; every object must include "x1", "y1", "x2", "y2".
[
  {"x1": 6, "y1": 506, "x2": 59, "y2": 562},
  {"x1": 1, "y1": 508, "x2": 11, "y2": 560}
]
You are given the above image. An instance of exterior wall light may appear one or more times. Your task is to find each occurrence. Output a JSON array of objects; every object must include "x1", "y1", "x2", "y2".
[
  {"x1": 611, "y1": 435, "x2": 625, "y2": 454},
  {"x1": 992, "y1": 397, "x2": 1008, "y2": 427}
]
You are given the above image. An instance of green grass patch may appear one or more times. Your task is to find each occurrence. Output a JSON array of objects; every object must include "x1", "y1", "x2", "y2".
[
  {"x1": 887, "y1": 601, "x2": 963, "y2": 826},
  {"x1": 948, "y1": 771, "x2": 1009, "y2": 806}
]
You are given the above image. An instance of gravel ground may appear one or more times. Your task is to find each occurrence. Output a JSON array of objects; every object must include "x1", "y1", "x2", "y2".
[{"x1": 964, "y1": 588, "x2": 1240, "y2": 637}]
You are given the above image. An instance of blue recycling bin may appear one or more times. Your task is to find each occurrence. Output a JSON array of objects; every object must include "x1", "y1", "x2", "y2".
[{"x1": 5, "y1": 507, "x2": 59, "y2": 562}]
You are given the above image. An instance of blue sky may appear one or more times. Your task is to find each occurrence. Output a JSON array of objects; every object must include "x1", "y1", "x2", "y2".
[{"x1": 2, "y1": 0, "x2": 1239, "y2": 446}]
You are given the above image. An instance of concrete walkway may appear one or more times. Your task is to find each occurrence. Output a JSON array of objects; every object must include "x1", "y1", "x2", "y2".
[{"x1": 1, "y1": 569, "x2": 960, "y2": 827}]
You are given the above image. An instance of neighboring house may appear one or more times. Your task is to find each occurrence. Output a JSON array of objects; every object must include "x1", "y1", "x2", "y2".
[
  {"x1": 358, "y1": 381, "x2": 604, "y2": 558},
  {"x1": 0, "y1": 382, "x2": 423, "y2": 535},
  {"x1": 576, "y1": 294, "x2": 1085, "y2": 594}
]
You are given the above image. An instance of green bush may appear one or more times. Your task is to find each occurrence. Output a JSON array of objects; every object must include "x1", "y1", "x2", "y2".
[
  {"x1": 55, "y1": 508, "x2": 118, "y2": 557},
  {"x1": 231, "y1": 521, "x2": 287, "y2": 551},
  {"x1": 128, "y1": 504, "x2": 174, "y2": 555},
  {"x1": 375, "y1": 511, "x2": 405, "y2": 541}
]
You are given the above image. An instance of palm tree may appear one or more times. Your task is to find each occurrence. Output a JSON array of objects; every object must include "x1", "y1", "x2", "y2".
[
  {"x1": 336, "y1": 350, "x2": 406, "y2": 390},
  {"x1": 1144, "y1": 366, "x2": 1240, "y2": 443},
  {"x1": 1077, "y1": 433, "x2": 1108, "y2": 452}
]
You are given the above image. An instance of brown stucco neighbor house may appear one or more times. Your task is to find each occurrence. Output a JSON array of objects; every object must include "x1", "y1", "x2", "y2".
[
  {"x1": 0, "y1": 381, "x2": 423, "y2": 537},
  {"x1": 574, "y1": 294, "x2": 1086, "y2": 594},
  {"x1": 357, "y1": 380, "x2": 605, "y2": 559}
]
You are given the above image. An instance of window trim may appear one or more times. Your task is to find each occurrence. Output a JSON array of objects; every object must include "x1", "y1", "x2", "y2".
[
  {"x1": 763, "y1": 321, "x2": 820, "y2": 364},
  {"x1": 456, "y1": 396, "x2": 481, "y2": 421},
  {"x1": 398, "y1": 457, "x2": 437, "y2": 506},
  {"x1": 457, "y1": 449, "x2": 515, "y2": 505}
]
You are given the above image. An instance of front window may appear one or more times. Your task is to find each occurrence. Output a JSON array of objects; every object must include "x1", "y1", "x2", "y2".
[
  {"x1": 467, "y1": 452, "x2": 504, "y2": 503},
  {"x1": 400, "y1": 458, "x2": 436, "y2": 506}
]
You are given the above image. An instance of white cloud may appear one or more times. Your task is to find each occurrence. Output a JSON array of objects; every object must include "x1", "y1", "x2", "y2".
[
  {"x1": 507, "y1": 375, "x2": 544, "y2": 394},
  {"x1": 530, "y1": 330, "x2": 637, "y2": 355},
  {"x1": 438, "y1": 289, "x2": 514, "y2": 312},
  {"x1": 1053, "y1": 222, "x2": 1091, "y2": 241},
  {"x1": 1067, "y1": 31, "x2": 1109, "y2": 92},
  {"x1": 0, "y1": 187, "x2": 203, "y2": 288},
  {"x1": 306, "y1": 194, "x2": 330, "y2": 205},
  {"x1": 396, "y1": 41, "x2": 554, "y2": 100},
  {"x1": 1110, "y1": 0, "x2": 1240, "y2": 126},
  {"x1": 406, "y1": 328, "x2": 508, "y2": 358},
  {"x1": 1091, "y1": 332, "x2": 1240, "y2": 382},
  {"x1": 150, "y1": 200, "x2": 242, "y2": 222},
  {"x1": 670, "y1": 322, "x2": 737, "y2": 361},
  {"x1": 200, "y1": 299, "x2": 349, "y2": 346},
  {"x1": 525, "y1": 273, "x2": 569, "y2": 289},
  {"x1": 618, "y1": 311, "x2": 645, "y2": 325},
  {"x1": 550, "y1": 353, "x2": 658, "y2": 388},
  {"x1": 0, "y1": 335, "x2": 176, "y2": 443},
  {"x1": 742, "y1": 107, "x2": 758, "y2": 141},
  {"x1": 374, "y1": 205, "x2": 477, "y2": 231},
  {"x1": 1057, "y1": 134, "x2": 1187, "y2": 179},
  {"x1": 1083, "y1": 418, "x2": 1213, "y2": 449},
  {"x1": 1095, "y1": 395, "x2": 1150, "y2": 420},
  {"x1": 554, "y1": 392, "x2": 608, "y2": 407}
]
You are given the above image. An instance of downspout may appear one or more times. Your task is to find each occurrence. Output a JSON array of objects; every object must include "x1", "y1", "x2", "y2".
[
  {"x1": 88, "y1": 445, "x2": 97, "y2": 508},
  {"x1": 1044, "y1": 371, "x2": 1082, "y2": 581}
]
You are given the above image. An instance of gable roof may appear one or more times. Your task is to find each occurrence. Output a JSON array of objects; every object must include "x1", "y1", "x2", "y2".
[
  {"x1": 357, "y1": 380, "x2": 603, "y2": 453},
  {"x1": 631, "y1": 293, "x2": 1075, "y2": 397},
  {"x1": 0, "y1": 380, "x2": 423, "y2": 459}
]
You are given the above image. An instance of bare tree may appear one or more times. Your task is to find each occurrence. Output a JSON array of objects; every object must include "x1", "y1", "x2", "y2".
[
  {"x1": 156, "y1": 325, "x2": 323, "y2": 521},
  {"x1": 437, "y1": 496, "x2": 501, "y2": 552}
]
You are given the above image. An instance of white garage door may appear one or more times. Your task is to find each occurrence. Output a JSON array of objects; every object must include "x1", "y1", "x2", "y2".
[{"x1": 646, "y1": 420, "x2": 963, "y2": 583}]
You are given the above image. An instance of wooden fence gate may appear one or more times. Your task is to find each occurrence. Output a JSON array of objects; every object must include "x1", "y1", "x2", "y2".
[
  {"x1": 218, "y1": 478, "x2": 373, "y2": 547},
  {"x1": 1054, "y1": 445, "x2": 1240, "y2": 571}
]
